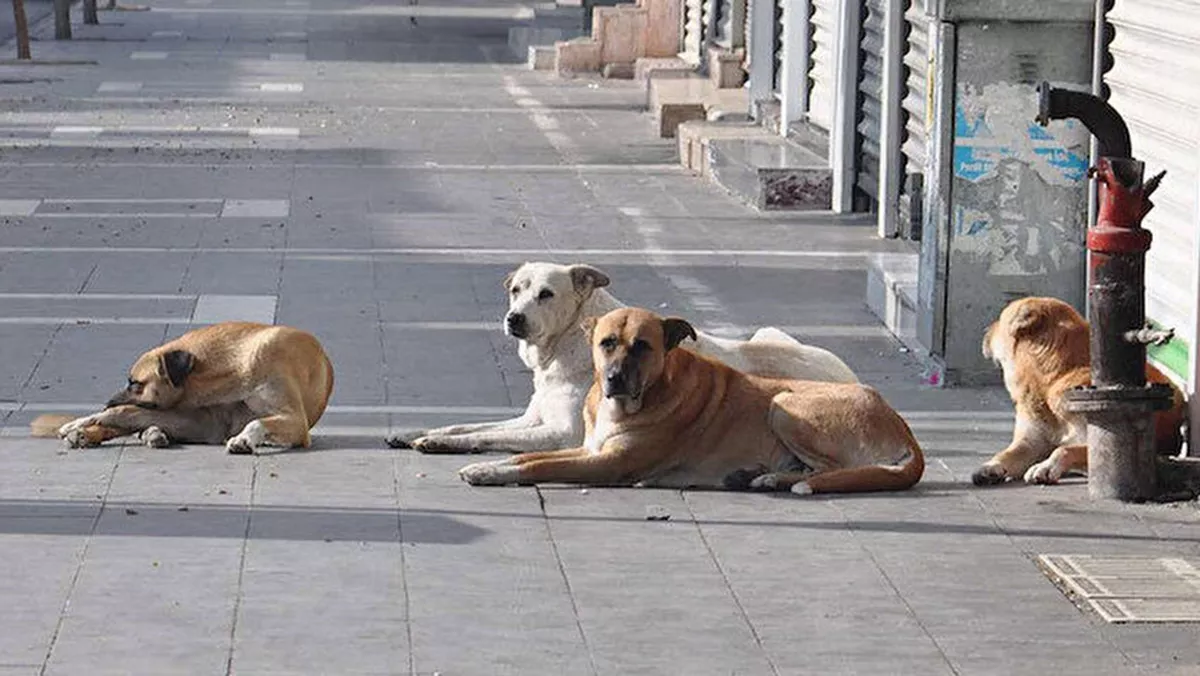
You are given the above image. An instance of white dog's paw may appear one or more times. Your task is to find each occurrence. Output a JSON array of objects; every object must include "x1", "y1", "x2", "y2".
[
  {"x1": 226, "y1": 420, "x2": 266, "y2": 455},
  {"x1": 63, "y1": 428, "x2": 98, "y2": 449},
  {"x1": 57, "y1": 414, "x2": 98, "y2": 439},
  {"x1": 749, "y1": 473, "x2": 780, "y2": 490},
  {"x1": 790, "y1": 481, "x2": 813, "y2": 496},
  {"x1": 458, "y1": 460, "x2": 519, "y2": 486},
  {"x1": 140, "y1": 426, "x2": 170, "y2": 449},
  {"x1": 1024, "y1": 458, "x2": 1064, "y2": 485}
]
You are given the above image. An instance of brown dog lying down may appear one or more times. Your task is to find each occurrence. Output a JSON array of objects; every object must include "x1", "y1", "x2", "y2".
[
  {"x1": 459, "y1": 307, "x2": 924, "y2": 494},
  {"x1": 973, "y1": 296, "x2": 1187, "y2": 486},
  {"x1": 31, "y1": 322, "x2": 334, "y2": 455}
]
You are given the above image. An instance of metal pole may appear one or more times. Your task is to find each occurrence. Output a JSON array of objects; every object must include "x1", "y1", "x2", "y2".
[
  {"x1": 12, "y1": 0, "x2": 32, "y2": 60},
  {"x1": 84, "y1": 0, "x2": 100, "y2": 25},
  {"x1": 54, "y1": 0, "x2": 72, "y2": 40},
  {"x1": 1038, "y1": 82, "x2": 1176, "y2": 501}
]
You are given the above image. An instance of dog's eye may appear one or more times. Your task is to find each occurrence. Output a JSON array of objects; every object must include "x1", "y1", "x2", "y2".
[
  {"x1": 537, "y1": 289, "x2": 554, "y2": 301},
  {"x1": 127, "y1": 380, "x2": 143, "y2": 394},
  {"x1": 510, "y1": 287, "x2": 520, "y2": 296},
  {"x1": 599, "y1": 336, "x2": 618, "y2": 351},
  {"x1": 631, "y1": 339, "x2": 651, "y2": 353}
]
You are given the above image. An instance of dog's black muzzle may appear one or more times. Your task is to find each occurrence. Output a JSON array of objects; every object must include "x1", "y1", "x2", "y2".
[
  {"x1": 602, "y1": 363, "x2": 640, "y2": 400},
  {"x1": 505, "y1": 312, "x2": 528, "y2": 339},
  {"x1": 105, "y1": 389, "x2": 156, "y2": 410}
]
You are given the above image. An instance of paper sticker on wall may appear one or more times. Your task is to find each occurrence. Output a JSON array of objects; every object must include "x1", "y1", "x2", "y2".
[{"x1": 953, "y1": 82, "x2": 1089, "y2": 186}]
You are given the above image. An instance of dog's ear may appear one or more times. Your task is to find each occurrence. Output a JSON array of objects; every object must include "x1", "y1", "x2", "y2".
[
  {"x1": 1010, "y1": 304, "x2": 1046, "y2": 338},
  {"x1": 580, "y1": 316, "x2": 598, "y2": 339},
  {"x1": 502, "y1": 270, "x2": 516, "y2": 292},
  {"x1": 568, "y1": 265, "x2": 610, "y2": 294},
  {"x1": 661, "y1": 317, "x2": 697, "y2": 352},
  {"x1": 160, "y1": 350, "x2": 195, "y2": 388}
]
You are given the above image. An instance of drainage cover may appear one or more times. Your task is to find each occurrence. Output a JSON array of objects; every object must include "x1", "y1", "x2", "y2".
[{"x1": 1038, "y1": 554, "x2": 1200, "y2": 623}]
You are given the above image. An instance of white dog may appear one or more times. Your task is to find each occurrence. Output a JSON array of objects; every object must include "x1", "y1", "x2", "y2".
[{"x1": 386, "y1": 262, "x2": 859, "y2": 453}]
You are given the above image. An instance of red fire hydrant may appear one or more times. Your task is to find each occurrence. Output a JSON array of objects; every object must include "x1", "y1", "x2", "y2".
[{"x1": 1036, "y1": 83, "x2": 1175, "y2": 501}]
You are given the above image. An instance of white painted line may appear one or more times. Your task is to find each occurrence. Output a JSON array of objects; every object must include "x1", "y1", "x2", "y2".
[
  {"x1": 220, "y1": 199, "x2": 290, "y2": 218},
  {"x1": 0, "y1": 200, "x2": 41, "y2": 216},
  {"x1": 259, "y1": 83, "x2": 303, "y2": 93},
  {"x1": 0, "y1": 246, "x2": 868, "y2": 258},
  {"x1": 42, "y1": 198, "x2": 223, "y2": 204},
  {"x1": 153, "y1": 6, "x2": 535, "y2": 18},
  {"x1": 503, "y1": 75, "x2": 575, "y2": 158},
  {"x1": 248, "y1": 127, "x2": 301, "y2": 138},
  {"x1": 185, "y1": 0, "x2": 211, "y2": 4},
  {"x1": 268, "y1": 53, "x2": 307, "y2": 62},
  {"x1": 0, "y1": 292, "x2": 189, "y2": 299},
  {"x1": 274, "y1": 31, "x2": 307, "y2": 39},
  {"x1": 380, "y1": 320, "x2": 890, "y2": 338},
  {"x1": 285, "y1": 0, "x2": 310, "y2": 5},
  {"x1": 50, "y1": 126, "x2": 103, "y2": 138},
  {"x1": 150, "y1": 30, "x2": 184, "y2": 38},
  {"x1": 97, "y1": 82, "x2": 144, "y2": 93},
  {"x1": 130, "y1": 51, "x2": 169, "y2": 60},
  {"x1": 191, "y1": 295, "x2": 277, "y2": 324},
  {"x1": 0, "y1": 402, "x2": 524, "y2": 415},
  {"x1": 0, "y1": 161, "x2": 683, "y2": 173},
  {"x1": 0, "y1": 317, "x2": 191, "y2": 325}
]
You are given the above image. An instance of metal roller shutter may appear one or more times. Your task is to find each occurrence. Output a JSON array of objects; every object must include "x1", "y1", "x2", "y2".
[
  {"x1": 772, "y1": 0, "x2": 784, "y2": 92},
  {"x1": 807, "y1": 0, "x2": 837, "y2": 132},
  {"x1": 712, "y1": 0, "x2": 737, "y2": 49},
  {"x1": 898, "y1": 0, "x2": 929, "y2": 237},
  {"x1": 681, "y1": 0, "x2": 704, "y2": 63},
  {"x1": 1106, "y1": 0, "x2": 1200, "y2": 361},
  {"x1": 855, "y1": 0, "x2": 885, "y2": 204}
]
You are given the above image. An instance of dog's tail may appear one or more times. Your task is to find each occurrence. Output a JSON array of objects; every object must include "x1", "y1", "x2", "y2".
[
  {"x1": 800, "y1": 428, "x2": 925, "y2": 495},
  {"x1": 749, "y1": 326, "x2": 801, "y2": 347},
  {"x1": 30, "y1": 414, "x2": 75, "y2": 438}
]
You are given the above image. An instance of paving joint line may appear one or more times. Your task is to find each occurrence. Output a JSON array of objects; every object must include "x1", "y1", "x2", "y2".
[
  {"x1": 534, "y1": 485, "x2": 600, "y2": 676},
  {"x1": 223, "y1": 460, "x2": 259, "y2": 676},
  {"x1": 391, "y1": 456, "x2": 417, "y2": 676},
  {"x1": 681, "y1": 491, "x2": 781, "y2": 676},
  {"x1": 38, "y1": 446, "x2": 126, "y2": 676}
]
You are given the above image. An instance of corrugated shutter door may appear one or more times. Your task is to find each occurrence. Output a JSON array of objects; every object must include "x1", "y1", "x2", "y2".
[
  {"x1": 772, "y1": 0, "x2": 784, "y2": 92},
  {"x1": 855, "y1": 0, "x2": 885, "y2": 203},
  {"x1": 1107, "y1": 0, "x2": 1200, "y2": 351},
  {"x1": 713, "y1": 0, "x2": 735, "y2": 48},
  {"x1": 807, "y1": 0, "x2": 837, "y2": 132},
  {"x1": 898, "y1": 0, "x2": 929, "y2": 235},
  {"x1": 681, "y1": 0, "x2": 704, "y2": 63}
]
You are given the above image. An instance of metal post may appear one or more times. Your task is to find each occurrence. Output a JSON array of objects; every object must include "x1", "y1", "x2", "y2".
[
  {"x1": 1038, "y1": 83, "x2": 1176, "y2": 501},
  {"x1": 829, "y1": 0, "x2": 861, "y2": 213},
  {"x1": 54, "y1": 0, "x2": 72, "y2": 40},
  {"x1": 11, "y1": 0, "x2": 32, "y2": 60},
  {"x1": 747, "y1": 0, "x2": 777, "y2": 118},
  {"x1": 876, "y1": 0, "x2": 905, "y2": 236},
  {"x1": 84, "y1": 0, "x2": 100, "y2": 25},
  {"x1": 779, "y1": 0, "x2": 812, "y2": 134}
]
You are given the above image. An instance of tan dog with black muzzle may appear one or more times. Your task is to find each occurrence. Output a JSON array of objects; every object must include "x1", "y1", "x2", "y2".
[
  {"x1": 31, "y1": 322, "x2": 334, "y2": 455},
  {"x1": 459, "y1": 308, "x2": 924, "y2": 494}
]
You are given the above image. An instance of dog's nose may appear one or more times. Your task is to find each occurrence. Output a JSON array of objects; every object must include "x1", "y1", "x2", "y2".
[
  {"x1": 603, "y1": 369, "x2": 626, "y2": 396},
  {"x1": 506, "y1": 312, "x2": 526, "y2": 334}
]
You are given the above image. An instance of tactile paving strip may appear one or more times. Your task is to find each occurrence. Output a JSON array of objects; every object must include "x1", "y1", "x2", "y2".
[{"x1": 1038, "y1": 554, "x2": 1200, "y2": 623}]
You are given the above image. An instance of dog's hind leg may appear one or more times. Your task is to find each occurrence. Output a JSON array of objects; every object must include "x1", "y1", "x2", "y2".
[{"x1": 226, "y1": 413, "x2": 310, "y2": 455}]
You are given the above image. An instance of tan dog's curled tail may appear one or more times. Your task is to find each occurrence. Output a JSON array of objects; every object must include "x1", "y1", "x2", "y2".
[
  {"x1": 30, "y1": 414, "x2": 75, "y2": 438},
  {"x1": 803, "y1": 427, "x2": 925, "y2": 495}
]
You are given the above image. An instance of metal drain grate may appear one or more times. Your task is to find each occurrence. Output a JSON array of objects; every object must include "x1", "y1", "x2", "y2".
[{"x1": 1038, "y1": 554, "x2": 1200, "y2": 623}]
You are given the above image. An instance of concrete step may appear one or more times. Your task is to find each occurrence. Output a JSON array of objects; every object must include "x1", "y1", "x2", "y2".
[
  {"x1": 508, "y1": 25, "x2": 585, "y2": 64},
  {"x1": 676, "y1": 119, "x2": 773, "y2": 177},
  {"x1": 706, "y1": 136, "x2": 831, "y2": 210},
  {"x1": 866, "y1": 250, "x2": 921, "y2": 354},
  {"x1": 635, "y1": 56, "x2": 694, "y2": 82},
  {"x1": 646, "y1": 74, "x2": 748, "y2": 138}
]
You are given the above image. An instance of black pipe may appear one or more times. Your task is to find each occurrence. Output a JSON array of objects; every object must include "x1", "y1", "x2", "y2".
[{"x1": 1036, "y1": 82, "x2": 1132, "y2": 160}]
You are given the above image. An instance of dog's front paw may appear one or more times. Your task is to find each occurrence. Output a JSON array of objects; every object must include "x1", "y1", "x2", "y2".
[
  {"x1": 385, "y1": 433, "x2": 415, "y2": 449},
  {"x1": 971, "y1": 461, "x2": 1010, "y2": 486},
  {"x1": 748, "y1": 473, "x2": 781, "y2": 490},
  {"x1": 411, "y1": 436, "x2": 472, "y2": 454},
  {"x1": 458, "y1": 460, "x2": 519, "y2": 486},
  {"x1": 63, "y1": 427, "x2": 100, "y2": 449},
  {"x1": 140, "y1": 426, "x2": 170, "y2": 449},
  {"x1": 57, "y1": 415, "x2": 98, "y2": 439},
  {"x1": 1024, "y1": 458, "x2": 1064, "y2": 485},
  {"x1": 225, "y1": 435, "x2": 256, "y2": 455}
]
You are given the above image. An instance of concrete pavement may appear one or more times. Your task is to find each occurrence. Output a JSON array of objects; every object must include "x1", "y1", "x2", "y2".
[{"x1": 0, "y1": 1, "x2": 1198, "y2": 674}]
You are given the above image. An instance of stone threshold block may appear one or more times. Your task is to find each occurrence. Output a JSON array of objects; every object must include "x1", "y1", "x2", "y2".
[
  {"x1": 554, "y1": 0, "x2": 680, "y2": 76},
  {"x1": 706, "y1": 136, "x2": 831, "y2": 210},
  {"x1": 647, "y1": 74, "x2": 748, "y2": 138}
]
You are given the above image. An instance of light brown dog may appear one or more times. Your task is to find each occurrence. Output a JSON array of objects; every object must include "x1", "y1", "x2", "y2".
[
  {"x1": 458, "y1": 308, "x2": 924, "y2": 494},
  {"x1": 31, "y1": 322, "x2": 334, "y2": 455},
  {"x1": 973, "y1": 296, "x2": 1187, "y2": 486}
]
